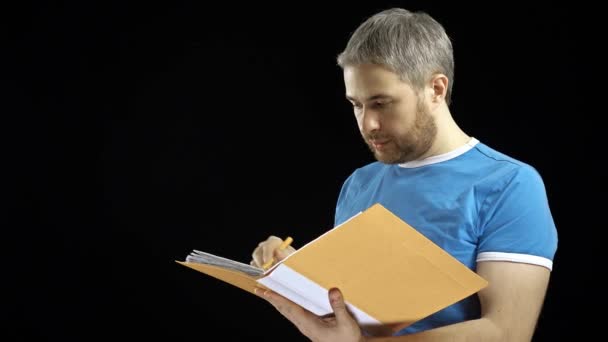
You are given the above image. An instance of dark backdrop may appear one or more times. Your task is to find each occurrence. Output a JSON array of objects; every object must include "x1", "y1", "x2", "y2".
[{"x1": 5, "y1": 2, "x2": 599, "y2": 341}]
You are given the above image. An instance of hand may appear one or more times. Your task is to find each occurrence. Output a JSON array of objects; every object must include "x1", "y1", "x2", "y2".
[
  {"x1": 250, "y1": 235, "x2": 296, "y2": 269},
  {"x1": 255, "y1": 287, "x2": 366, "y2": 342}
]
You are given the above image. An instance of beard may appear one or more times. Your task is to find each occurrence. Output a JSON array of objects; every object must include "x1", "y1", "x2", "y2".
[{"x1": 364, "y1": 100, "x2": 437, "y2": 164}]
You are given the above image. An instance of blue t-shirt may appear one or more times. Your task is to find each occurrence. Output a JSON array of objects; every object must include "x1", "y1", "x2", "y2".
[{"x1": 334, "y1": 138, "x2": 558, "y2": 335}]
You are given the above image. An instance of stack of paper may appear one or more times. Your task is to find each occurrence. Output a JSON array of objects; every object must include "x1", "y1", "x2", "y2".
[{"x1": 186, "y1": 250, "x2": 264, "y2": 277}]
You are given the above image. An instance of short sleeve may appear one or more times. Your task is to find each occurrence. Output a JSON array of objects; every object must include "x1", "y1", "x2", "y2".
[
  {"x1": 334, "y1": 172, "x2": 357, "y2": 227},
  {"x1": 477, "y1": 165, "x2": 558, "y2": 270}
]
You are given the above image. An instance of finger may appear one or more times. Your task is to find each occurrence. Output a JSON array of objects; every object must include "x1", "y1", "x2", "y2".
[
  {"x1": 254, "y1": 287, "x2": 320, "y2": 337},
  {"x1": 253, "y1": 286, "x2": 269, "y2": 298},
  {"x1": 262, "y1": 237, "x2": 283, "y2": 265},
  {"x1": 328, "y1": 288, "x2": 353, "y2": 325},
  {"x1": 274, "y1": 245, "x2": 296, "y2": 261},
  {"x1": 266, "y1": 235, "x2": 282, "y2": 242},
  {"x1": 251, "y1": 245, "x2": 264, "y2": 267}
]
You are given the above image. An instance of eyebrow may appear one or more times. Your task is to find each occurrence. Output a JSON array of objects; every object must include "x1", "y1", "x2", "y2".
[{"x1": 345, "y1": 94, "x2": 392, "y2": 102}]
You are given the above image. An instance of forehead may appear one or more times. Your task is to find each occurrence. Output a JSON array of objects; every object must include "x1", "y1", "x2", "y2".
[{"x1": 343, "y1": 64, "x2": 414, "y2": 100}]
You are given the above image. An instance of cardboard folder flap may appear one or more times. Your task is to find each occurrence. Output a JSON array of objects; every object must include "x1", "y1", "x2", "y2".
[
  {"x1": 281, "y1": 203, "x2": 488, "y2": 324},
  {"x1": 176, "y1": 261, "x2": 263, "y2": 295}
]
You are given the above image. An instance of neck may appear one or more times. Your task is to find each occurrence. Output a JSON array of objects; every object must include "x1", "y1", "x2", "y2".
[{"x1": 420, "y1": 107, "x2": 470, "y2": 160}]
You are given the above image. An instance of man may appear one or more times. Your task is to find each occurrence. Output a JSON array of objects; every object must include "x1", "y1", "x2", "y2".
[{"x1": 251, "y1": 8, "x2": 558, "y2": 341}]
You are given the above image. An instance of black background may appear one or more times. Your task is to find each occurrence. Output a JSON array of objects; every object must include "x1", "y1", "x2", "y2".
[{"x1": 5, "y1": 1, "x2": 599, "y2": 341}]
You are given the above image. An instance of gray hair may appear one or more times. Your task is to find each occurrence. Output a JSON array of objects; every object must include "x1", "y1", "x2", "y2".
[{"x1": 337, "y1": 8, "x2": 455, "y2": 105}]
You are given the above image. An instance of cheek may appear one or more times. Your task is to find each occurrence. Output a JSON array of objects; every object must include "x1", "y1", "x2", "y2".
[
  {"x1": 389, "y1": 106, "x2": 415, "y2": 127},
  {"x1": 354, "y1": 115, "x2": 364, "y2": 130}
]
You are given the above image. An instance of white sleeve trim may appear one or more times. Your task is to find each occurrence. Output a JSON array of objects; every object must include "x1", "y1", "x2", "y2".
[{"x1": 477, "y1": 252, "x2": 553, "y2": 271}]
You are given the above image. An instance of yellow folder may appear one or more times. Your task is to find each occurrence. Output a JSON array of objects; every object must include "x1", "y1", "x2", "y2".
[{"x1": 177, "y1": 203, "x2": 488, "y2": 331}]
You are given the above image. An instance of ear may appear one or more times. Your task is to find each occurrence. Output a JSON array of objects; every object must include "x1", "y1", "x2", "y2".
[{"x1": 427, "y1": 73, "x2": 449, "y2": 107}]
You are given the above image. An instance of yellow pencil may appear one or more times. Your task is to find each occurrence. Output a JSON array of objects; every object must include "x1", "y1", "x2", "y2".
[{"x1": 262, "y1": 236, "x2": 293, "y2": 270}]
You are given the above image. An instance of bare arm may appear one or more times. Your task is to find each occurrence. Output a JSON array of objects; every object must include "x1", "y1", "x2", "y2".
[{"x1": 370, "y1": 261, "x2": 551, "y2": 342}]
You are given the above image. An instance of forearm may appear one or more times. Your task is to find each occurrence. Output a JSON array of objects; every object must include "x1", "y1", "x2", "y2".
[{"x1": 368, "y1": 318, "x2": 505, "y2": 342}]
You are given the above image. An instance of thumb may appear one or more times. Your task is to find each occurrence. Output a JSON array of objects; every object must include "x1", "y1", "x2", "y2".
[{"x1": 328, "y1": 288, "x2": 354, "y2": 324}]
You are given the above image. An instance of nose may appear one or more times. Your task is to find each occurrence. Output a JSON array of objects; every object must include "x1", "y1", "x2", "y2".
[{"x1": 361, "y1": 107, "x2": 381, "y2": 133}]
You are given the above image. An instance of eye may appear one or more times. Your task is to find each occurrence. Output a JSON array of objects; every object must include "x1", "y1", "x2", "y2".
[{"x1": 373, "y1": 100, "x2": 390, "y2": 109}]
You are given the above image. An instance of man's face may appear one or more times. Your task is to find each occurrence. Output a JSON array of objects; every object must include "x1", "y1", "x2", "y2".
[{"x1": 343, "y1": 64, "x2": 436, "y2": 164}]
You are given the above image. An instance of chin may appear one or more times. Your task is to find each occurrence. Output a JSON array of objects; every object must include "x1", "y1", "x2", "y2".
[
  {"x1": 369, "y1": 144, "x2": 407, "y2": 164},
  {"x1": 374, "y1": 153, "x2": 401, "y2": 164}
]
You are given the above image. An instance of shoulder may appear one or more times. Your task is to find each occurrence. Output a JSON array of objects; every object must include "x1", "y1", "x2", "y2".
[{"x1": 470, "y1": 142, "x2": 546, "y2": 190}]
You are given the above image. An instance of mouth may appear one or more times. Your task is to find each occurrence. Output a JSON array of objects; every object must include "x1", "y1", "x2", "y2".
[{"x1": 370, "y1": 139, "x2": 390, "y2": 149}]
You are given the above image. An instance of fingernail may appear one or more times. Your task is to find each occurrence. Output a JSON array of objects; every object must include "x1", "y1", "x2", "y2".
[{"x1": 329, "y1": 288, "x2": 341, "y2": 301}]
